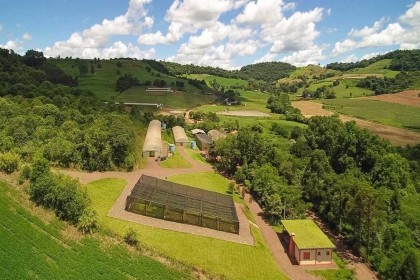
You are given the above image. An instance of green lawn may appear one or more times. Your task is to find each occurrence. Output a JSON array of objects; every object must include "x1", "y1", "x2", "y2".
[
  {"x1": 309, "y1": 254, "x2": 355, "y2": 280},
  {"x1": 184, "y1": 147, "x2": 208, "y2": 164},
  {"x1": 348, "y1": 59, "x2": 399, "y2": 78},
  {"x1": 160, "y1": 149, "x2": 192, "y2": 168},
  {"x1": 168, "y1": 172, "x2": 229, "y2": 194},
  {"x1": 84, "y1": 178, "x2": 287, "y2": 280},
  {"x1": 321, "y1": 98, "x2": 420, "y2": 131},
  {"x1": 0, "y1": 181, "x2": 189, "y2": 280}
]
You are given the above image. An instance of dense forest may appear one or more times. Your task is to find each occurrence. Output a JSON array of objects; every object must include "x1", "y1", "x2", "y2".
[
  {"x1": 209, "y1": 116, "x2": 419, "y2": 279},
  {"x1": 161, "y1": 61, "x2": 296, "y2": 82},
  {"x1": 0, "y1": 48, "x2": 136, "y2": 172},
  {"x1": 326, "y1": 49, "x2": 420, "y2": 71}
]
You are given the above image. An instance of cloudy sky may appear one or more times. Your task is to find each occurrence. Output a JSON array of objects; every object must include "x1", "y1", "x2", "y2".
[{"x1": 1, "y1": 0, "x2": 419, "y2": 68}]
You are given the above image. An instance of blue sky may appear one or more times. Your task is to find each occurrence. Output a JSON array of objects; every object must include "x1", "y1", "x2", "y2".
[{"x1": 1, "y1": 0, "x2": 419, "y2": 68}]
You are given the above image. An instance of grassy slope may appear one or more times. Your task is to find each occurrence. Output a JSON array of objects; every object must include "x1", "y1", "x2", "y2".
[
  {"x1": 0, "y1": 181, "x2": 189, "y2": 280},
  {"x1": 53, "y1": 59, "x2": 213, "y2": 108},
  {"x1": 160, "y1": 149, "x2": 192, "y2": 168},
  {"x1": 85, "y1": 178, "x2": 287, "y2": 280},
  {"x1": 186, "y1": 74, "x2": 248, "y2": 88},
  {"x1": 321, "y1": 98, "x2": 420, "y2": 131},
  {"x1": 347, "y1": 59, "x2": 399, "y2": 78}
]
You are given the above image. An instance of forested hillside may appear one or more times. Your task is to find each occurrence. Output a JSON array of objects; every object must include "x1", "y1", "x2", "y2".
[
  {"x1": 0, "y1": 48, "x2": 136, "y2": 172},
  {"x1": 210, "y1": 116, "x2": 420, "y2": 280}
]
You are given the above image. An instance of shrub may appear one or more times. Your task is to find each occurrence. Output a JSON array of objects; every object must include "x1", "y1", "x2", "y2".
[
  {"x1": 228, "y1": 182, "x2": 235, "y2": 194},
  {"x1": 0, "y1": 152, "x2": 20, "y2": 174},
  {"x1": 124, "y1": 228, "x2": 138, "y2": 246},
  {"x1": 77, "y1": 208, "x2": 98, "y2": 234}
]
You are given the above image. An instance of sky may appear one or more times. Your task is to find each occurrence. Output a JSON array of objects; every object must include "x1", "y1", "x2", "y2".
[{"x1": 0, "y1": 0, "x2": 419, "y2": 69}]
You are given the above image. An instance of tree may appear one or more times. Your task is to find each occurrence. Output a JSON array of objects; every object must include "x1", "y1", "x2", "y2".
[
  {"x1": 124, "y1": 228, "x2": 138, "y2": 246},
  {"x1": 78, "y1": 61, "x2": 89, "y2": 76},
  {"x1": 23, "y1": 50, "x2": 46, "y2": 69}
]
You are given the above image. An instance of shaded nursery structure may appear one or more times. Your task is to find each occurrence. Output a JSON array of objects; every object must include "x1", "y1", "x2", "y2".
[{"x1": 125, "y1": 175, "x2": 239, "y2": 234}]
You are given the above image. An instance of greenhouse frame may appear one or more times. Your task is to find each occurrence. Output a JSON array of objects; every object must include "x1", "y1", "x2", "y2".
[{"x1": 125, "y1": 175, "x2": 240, "y2": 234}]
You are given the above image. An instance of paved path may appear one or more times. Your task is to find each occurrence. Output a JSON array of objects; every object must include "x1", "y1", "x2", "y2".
[{"x1": 242, "y1": 189, "x2": 320, "y2": 280}]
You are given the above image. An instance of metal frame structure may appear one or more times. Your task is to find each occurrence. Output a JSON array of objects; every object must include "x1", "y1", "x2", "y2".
[{"x1": 125, "y1": 175, "x2": 239, "y2": 234}]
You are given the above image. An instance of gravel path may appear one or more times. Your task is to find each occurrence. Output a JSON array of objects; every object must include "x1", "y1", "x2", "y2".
[
  {"x1": 242, "y1": 189, "x2": 320, "y2": 280},
  {"x1": 61, "y1": 147, "x2": 254, "y2": 245}
]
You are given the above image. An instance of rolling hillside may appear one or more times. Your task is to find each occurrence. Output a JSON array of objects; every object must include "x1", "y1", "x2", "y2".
[{"x1": 0, "y1": 180, "x2": 190, "y2": 280}]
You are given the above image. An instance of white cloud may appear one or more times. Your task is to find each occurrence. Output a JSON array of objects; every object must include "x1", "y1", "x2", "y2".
[
  {"x1": 0, "y1": 40, "x2": 24, "y2": 52},
  {"x1": 341, "y1": 54, "x2": 358, "y2": 63},
  {"x1": 331, "y1": 3, "x2": 420, "y2": 56},
  {"x1": 254, "y1": 52, "x2": 278, "y2": 63},
  {"x1": 400, "y1": 1, "x2": 420, "y2": 27},
  {"x1": 279, "y1": 46, "x2": 325, "y2": 66},
  {"x1": 22, "y1": 33, "x2": 32, "y2": 40},
  {"x1": 236, "y1": 0, "x2": 284, "y2": 24},
  {"x1": 45, "y1": 0, "x2": 153, "y2": 58},
  {"x1": 331, "y1": 39, "x2": 356, "y2": 56},
  {"x1": 360, "y1": 52, "x2": 380, "y2": 60},
  {"x1": 262, "y1": 7, "x2": 324, "y2": 53},
  {"x1": 139, "y1": 0, "x2": 235, "y2": 45}
]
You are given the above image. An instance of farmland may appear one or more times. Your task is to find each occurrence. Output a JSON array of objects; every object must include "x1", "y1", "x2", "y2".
[
  {"x1": 0, "y1": 181, "x2": 190, "y2": 280},
  {"x1": 321, "y1": 98, "x2": 420, "y2": 131},
  {"x1": 84, "y1": 178, "x2": 287, "y2": 280}
]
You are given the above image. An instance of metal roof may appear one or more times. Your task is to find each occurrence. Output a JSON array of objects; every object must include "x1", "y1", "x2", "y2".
[
  {"x1": 172, "y1": 126, "x2": 189, "y2": 143},
  {"x1": 143, "y1": 120, "x2": 162, "y2": 153}
]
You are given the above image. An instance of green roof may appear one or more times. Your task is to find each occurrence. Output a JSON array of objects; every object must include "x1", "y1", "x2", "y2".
[{"x1": 282, "y1": 220, "x2": 335, "y2": 249}]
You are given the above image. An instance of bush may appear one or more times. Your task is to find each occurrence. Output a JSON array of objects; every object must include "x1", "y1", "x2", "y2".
[
  {"x1": 0, "y1": 152, "x2": 20, "y2": 174},
  {"x1": 124, "y1": 228, "x2": 138, "y2": 246},
  {"x1": 228, "y1": 182, "x2": 235, "y2": 194},
  {"x1": 18, "y1": 164, "x2": 31, "y2": 184},
  {"x1": 77, "y1": 208, "x2": 98, "y2": 234}
]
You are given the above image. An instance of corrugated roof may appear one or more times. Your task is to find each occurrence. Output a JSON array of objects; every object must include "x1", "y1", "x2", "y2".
[
  {"x1": 207, "y1": 130, "x2": 226, "y2": 141},
  {"x1": 195, "y1": 133, "x2": 212, "y2": 144},
  {"x1": 191, "y1": 129, "x2": 205, "y2": 135},
  {"x1": 172, "y1": 126, "x2": 189, "y2": 143},
  {"x1": 282, "y1": 220, "x2": 335, "y2": 249},
  {"x1": 143, "y1": 120, "x2": 162, "y2": 153}
]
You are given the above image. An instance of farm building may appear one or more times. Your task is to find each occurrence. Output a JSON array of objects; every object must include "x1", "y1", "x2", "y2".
[
  {"x1": 207, "y1": 130, "x2": 226, "y2": 142},
  {"x1": 142, "y1": 120, "x2": 162, "y2": 157},
  {"x1": 191, "y1": 128, "x2": 205, "y2": 135},
  {"x1": 146, "y1": 87, "x2": 173, "y2": 93},
  {"x1": 125, "y1": 175, "x2": 239, "y2": 234},
  {"x1": 172, "y1": 126, "x2": 189, "y2": 146},
  {"x1": 194, "y1": 133, "x2": 212, "y2": 151},
  {"x1": 282, "y1": 220, "x2": 335, "y2": 265}
]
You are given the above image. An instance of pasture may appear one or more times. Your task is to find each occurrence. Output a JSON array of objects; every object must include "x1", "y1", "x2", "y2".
[
  {"x1": 84, "y1": 178, "x2": 287, "y2": 280},
  {"x1": 321, "y1": 98, "x2": 420, "y2": 131},
  {"x1": 347, "y1": 59, "x2": 399, "y2": 78},
  {"x1": 0, "y1": 181, "x2": 189, "y2": 280},
  {"x1": 186, "y1": 74, "x2": 248, "y2": 88}
]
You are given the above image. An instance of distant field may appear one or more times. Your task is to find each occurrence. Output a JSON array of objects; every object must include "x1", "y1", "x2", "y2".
[
  {"x1": 196, "y1": 90, "x2": 271, "y2": 113},
  {"x1": 0, "y1": 181, "x2": 188, "y2": 280},
  {"x1": 85, "y1": 178, "x2": 287, "y2": 280},
  {"x1": 53, "y1": 59, "x2": 210, "y2": 104},
  {"x1": 186, "y1": 74, "x2": 248, "y2": 88},
  {"x1": 321, "y1": 98, "x2": 420, "y2": 131},
  {"x1": 347, "y1": 59, "x2": 399, "y2": 78},
  {"x1": 297, "y1": 78, "x2": 374, "y2": 99},
  {"x1": 361, "y1": 90, "x2": 420, "y2": 107},
  {"x1": 116, "y1": 86, "x2": 214, "y2": 109}
]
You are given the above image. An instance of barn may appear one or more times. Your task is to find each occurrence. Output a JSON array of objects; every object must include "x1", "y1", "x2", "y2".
[
  {"x1": 282, "y1": 220, "x2": 335, "y2": 265},
  {"x1": 172, "y1": 126, "x2": 189, "y2": 146},
  {"x1": 194, "y1": 133, "x2": 212, "y2": 151},
  {"x1": 142, "y1": 120, "x2": 162, "y2": 157}
]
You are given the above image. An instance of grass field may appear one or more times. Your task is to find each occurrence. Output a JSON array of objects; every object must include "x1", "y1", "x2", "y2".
[
  {"x1": 186, "y1": 74, "x2": 248, "y2": 88},
  {"x1": 168, "y1": 172, "x2": 229, "y2": 194},
  {"x1": 321, "y1": 98, "x2": 420, "y2": 131},
  {"x1": 347, "y1": 59, "x2": 399, "y2": 78},
  {"x1": 54, "y1": 59, "x2": 213, "y2": 108},
  {"x1": 184, "y1": 147, "x2": 208, "y2": 164},
  {"x1": 160, "y1": 149, "x2": 192, "y2": 168},
  {"x1": 84, "y1": 178, "x2": 287, "y2": 280},
  {"x1": 0, "y1": 181, "x2": 189, "y2": 280}
]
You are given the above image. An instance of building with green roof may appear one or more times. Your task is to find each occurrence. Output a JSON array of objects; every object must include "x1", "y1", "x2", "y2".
[{"x1": 282, "y1": 219, "x2": 335, "y2": 265}]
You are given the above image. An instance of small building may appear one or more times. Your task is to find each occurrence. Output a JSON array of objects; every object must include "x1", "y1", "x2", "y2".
[
  {"x1": 194, "y1": 133, "x2": 212, "y2": 151},
  {"x1": 146, "y1": 87, "x2": 173, "y2": 93},
  {"x1": 142, "y1": 120, "x2": 162, "y2": 157},
  {"x1": 191, "y1": 128, "x2": 205, "y2": 135},
  {"x1": 282, "y1": 220, "x2": 335, "y2": 265},
  {"x1": 172, "y1": 126, "x2": 189, "y2": 146},
  {"x1": 207, "y1": 129, "x2": 226, "y2": 142}
]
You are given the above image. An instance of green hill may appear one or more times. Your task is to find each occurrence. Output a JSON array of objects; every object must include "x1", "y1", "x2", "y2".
[
  {"x1": 53, "y1": 59, "x2": 214, "y2": 108},
  {"x1": 0, "y1": 180, "x2": 190, "y2": 280}
]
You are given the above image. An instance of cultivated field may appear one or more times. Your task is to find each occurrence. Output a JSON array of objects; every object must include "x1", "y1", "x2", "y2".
[
  {"x1": 292, "y1": 100, "x2": 420, "y2": 146},
  {"x1": 360, "y1": 90, "x2": 420, "y2": 107},
  {"x1": 0, "y1": 181, "x2": 189, "y2": 280}
]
